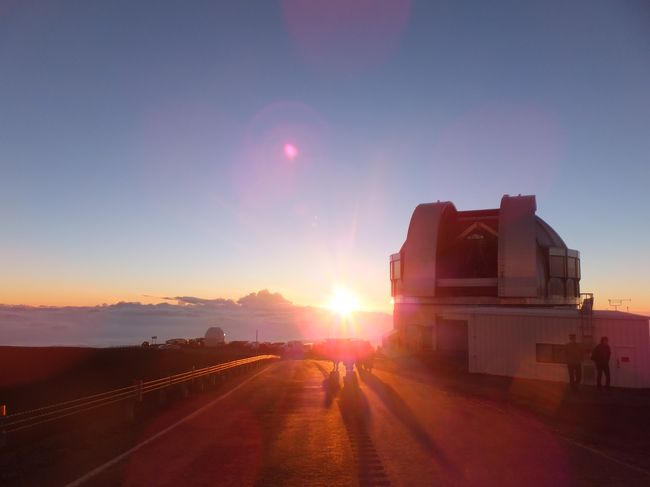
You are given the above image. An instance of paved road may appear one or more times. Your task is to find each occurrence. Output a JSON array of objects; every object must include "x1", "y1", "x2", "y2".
[{"x1": 68, "y1": 360, "x2": 649, "y2": 487}]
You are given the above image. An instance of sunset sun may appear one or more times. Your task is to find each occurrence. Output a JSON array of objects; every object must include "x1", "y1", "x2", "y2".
[{"x1": 327, "y1": 286, "x2": 360, "y2": 317}]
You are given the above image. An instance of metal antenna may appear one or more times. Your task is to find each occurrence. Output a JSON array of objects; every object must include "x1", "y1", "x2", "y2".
[{"x1": 608, "y1": 298, "x2": 631, "y2": 312}]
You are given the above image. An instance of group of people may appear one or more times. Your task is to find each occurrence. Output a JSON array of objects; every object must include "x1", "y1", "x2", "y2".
[
  {"x1": 314, "y1": 338, "x2": 375, "y2": 376},
  {"x1": 566, "y1": 334, "x2": 611, "y2": 391}
]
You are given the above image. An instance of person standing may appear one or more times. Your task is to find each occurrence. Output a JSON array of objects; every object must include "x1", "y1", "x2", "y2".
[
  {"x1": 591, "y1": 337, "x2": 612, "y2": 390},
  {"x1": 565, "y1": 334, "x2": 582, "y2": 391}
]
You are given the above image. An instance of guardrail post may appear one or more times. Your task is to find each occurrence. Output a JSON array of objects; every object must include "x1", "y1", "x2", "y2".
[
  {"x1": 126, "y1": 380, "x2": 142, "y2": 423},
  {"x1": 1, "y1": 404, "x2": 7, "y2": 448},
  {"x1": 136, "y1": 380, "x2": 143, "y2": 403},
  {"x1": 182, "y1": 371, "x2": 190, "y2": 399},
  {"x1": 192, "y1": 365, "x2": 203, "y2": 392},
  {"x1": 158, "y1": 376, "x2": 172, "y2": 407}
]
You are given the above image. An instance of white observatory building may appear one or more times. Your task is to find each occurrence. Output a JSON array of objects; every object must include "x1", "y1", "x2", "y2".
[
  {"x1": 388, "y1": 195, "x2": 650, "y2": 388},
  {"x1": 204, "y1": 327, "x2": 226, "y2": 348}
]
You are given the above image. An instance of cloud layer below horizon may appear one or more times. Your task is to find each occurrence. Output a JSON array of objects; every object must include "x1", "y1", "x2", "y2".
[{"x1": 0, "y1": 290, "x2": 391, "y2": 347}]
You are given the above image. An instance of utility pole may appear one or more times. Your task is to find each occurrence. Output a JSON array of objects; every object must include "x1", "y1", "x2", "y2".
[{"x1": 255, "y1": 329, "x2": 259, "y2": 344}]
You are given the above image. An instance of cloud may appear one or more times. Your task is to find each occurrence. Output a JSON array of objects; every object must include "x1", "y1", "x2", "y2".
[
  {"x1": 0, "y1": 312, "x2": 28, "y2": 321},
  {"x1": 237, "y1": 289, "x2": 293, "y2": 309},
  {"x1": 161, "y1": 296, "x2": 237, "y2": 307},
  {"x1": 0, "y1": 290, "x2": 392, "y2": 347}
]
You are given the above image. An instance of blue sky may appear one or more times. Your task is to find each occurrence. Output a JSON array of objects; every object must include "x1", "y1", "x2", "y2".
[{"x1": 1, "y1": 1, "x2": 648, "y2": 311}]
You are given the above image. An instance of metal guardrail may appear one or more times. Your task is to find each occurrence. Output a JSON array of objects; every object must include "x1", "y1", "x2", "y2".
[{"x1": 0, "y1": 355, "x2": 279, "y2": 437}]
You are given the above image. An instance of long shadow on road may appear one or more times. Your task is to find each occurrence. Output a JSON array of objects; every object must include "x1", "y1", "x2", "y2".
[
  {"x1": 358, "y1": 369, "x2": 454, "y2": 470},
  {"x1": 338, "y1": 372, "x2": 391, "y2": 487},
  {"x1": 312, "y1": 361, "x2": 330, "y2": 379},
  {"x1": 313, "y1": 361, "x2": 340, "y2": 408}
]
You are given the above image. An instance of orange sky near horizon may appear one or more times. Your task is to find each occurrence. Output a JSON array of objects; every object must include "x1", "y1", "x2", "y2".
[
  {"x1": 2, "y1": 280, "x2": 648, "y2": 317},
  {"x1": 0, "y1": 281, "x2": 394, "y2": 312}
]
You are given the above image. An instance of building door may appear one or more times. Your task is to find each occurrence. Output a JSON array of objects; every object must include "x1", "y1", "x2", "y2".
[
  {"x1": 614, "y1": 347, "x2": 636, "y2": 388},
  {"x1": 436, "y1": 319, "x2": 469, "y2": 367}
]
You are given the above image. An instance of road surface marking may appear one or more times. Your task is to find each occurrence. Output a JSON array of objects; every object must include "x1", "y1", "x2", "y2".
[{"x1": 66, "y1": 363, "x2": 278, "y2": 487}]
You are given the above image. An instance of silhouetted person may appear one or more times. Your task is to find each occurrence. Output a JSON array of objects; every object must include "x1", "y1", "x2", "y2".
[
  {"x1": 591, "y1": 337, "x2": 611, "y2": 390},
  {"x1": 328, "y1": 370, "x2": 340, "y2": 391},
  {"x1": 365, "y1": 351, "x2": 375, "y2": 373},
  {"x1": 565, "y1": 334, "x2": 582, "y2": 391},
  {"x1": 332, "y1": 359, "x2": 340, "y2": 372},
  {"x1": 344, "y1": 360, "x2": 354, "y2": 376}
]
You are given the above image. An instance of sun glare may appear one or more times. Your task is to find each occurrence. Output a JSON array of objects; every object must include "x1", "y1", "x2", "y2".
[{"x1": 327, "y1": 286, "x2": 360, "y2": 317}]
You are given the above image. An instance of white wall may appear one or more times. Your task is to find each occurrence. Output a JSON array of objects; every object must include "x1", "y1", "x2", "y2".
[
  {"x1": 469, "y1": 313, "x2": 578, "y2": 383},
  {"x1": 466, "y1": 311, "x2": 650, "y2": 388},
  {"x1": 592, "y1": 316, "x2": 650, "y2": 388}
]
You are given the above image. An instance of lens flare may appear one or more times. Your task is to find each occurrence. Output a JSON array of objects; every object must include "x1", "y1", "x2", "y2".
[{"x1": 283, "y1": 143, "x2": 298, "y2": 160}]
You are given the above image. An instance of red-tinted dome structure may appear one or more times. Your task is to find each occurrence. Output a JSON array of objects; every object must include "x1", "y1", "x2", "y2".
[{"x1": 390, "y1": 194, "x2": 580, "y2": 306}]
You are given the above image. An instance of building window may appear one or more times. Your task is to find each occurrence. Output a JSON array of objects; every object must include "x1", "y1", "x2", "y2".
[
  {"x1": 567, "y1": 257, "x2": 578, "y2": 279},
  {"x1": 390, "y1": 258, "x2": 401, "y2": 280},
  {"x1": 536, "y1": 343, "x2": 566, "y2": 364},
  {"x1": 566, "y1": 279, "x2": 576, "y2": 297},
  {"x1": 549, "y1": 255, "x2": 566, "y2": 278}
]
